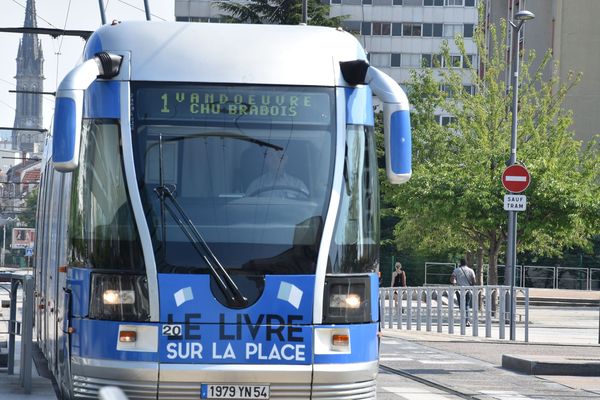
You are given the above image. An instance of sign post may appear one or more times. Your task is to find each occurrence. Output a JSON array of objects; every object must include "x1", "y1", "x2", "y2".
[{"x1": 502, "y1": 164, "x2": 531, "y2": 341}]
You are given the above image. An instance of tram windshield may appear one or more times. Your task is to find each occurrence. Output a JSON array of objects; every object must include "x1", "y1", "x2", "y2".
[{"x1": 132, "y1": 84, "x2": 335, "y2": 275}]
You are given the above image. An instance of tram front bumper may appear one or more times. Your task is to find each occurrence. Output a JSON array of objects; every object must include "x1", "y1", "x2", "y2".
[{"x1": 71, "y1": 356, "x2": 377, "y2": 399}]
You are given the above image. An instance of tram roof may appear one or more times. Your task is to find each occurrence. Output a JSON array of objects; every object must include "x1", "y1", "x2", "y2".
[{"x1": 84, "y1": 21, "x2": 368, "y2": 87}]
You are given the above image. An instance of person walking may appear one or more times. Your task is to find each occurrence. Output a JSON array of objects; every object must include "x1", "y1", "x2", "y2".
[
  {"x1": 391, "y1": 262, "x2": 407, "y2": 305},
  {"x1": 450, "y1": 259, "x2": 476, "y2": 326}
]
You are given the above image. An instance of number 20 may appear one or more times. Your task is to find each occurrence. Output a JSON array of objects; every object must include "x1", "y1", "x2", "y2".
[{"x1": 162, "y1": 324, "x2": 182, "y2": 336}]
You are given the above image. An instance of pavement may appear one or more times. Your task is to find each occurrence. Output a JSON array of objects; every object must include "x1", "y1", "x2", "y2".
[
  {"x1": 0, "y1": 288, "x2": 598, "y2": 399},
  {"x1": 380, "y1": 288, "x2": 600, "y2": 398}
]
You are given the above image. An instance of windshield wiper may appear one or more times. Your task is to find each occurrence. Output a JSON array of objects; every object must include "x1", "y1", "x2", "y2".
[
  {"x1": 154, "y1": 186, "x2": 248, "y2": 308},
  {"x1": 154, "y1": 135, "x2": 247, "y2": 308}
]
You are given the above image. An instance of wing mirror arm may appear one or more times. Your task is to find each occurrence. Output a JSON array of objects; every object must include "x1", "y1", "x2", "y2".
[
  {"x1": 53, "y1": 52, "x2": 123, "y2": 172},
  {"x1": 340, "y1": 60, "x2": 412, "y2": 184}
]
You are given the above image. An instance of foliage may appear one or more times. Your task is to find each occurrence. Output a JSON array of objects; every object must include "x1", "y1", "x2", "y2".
[
  {"x1": 217, "y1": 0, "x2": 345, "y2": 26},
  {"x1": 20, "y1": 187, "x2": 39, "y2": 227},
  {"x1": 381, "y1": 18, "x2": 600, "y2": 284}
]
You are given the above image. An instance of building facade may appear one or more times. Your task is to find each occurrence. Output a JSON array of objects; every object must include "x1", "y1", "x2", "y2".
[
  {"x1": 175, "y1": 0, "x2": 480, "y2": 125},
  {"x1": 488, "y1": 0, "x2": 600, "y2": 143},
  {"x1": 12, "y1": 0, "x2": 45, "y2": 154},
  {"x1": 175, "y1": 0, "x2": 598, "y2": 141}
]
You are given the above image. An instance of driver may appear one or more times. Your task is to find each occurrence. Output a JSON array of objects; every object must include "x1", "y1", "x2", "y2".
[{"x1": 246, "y1": 149, "x2": 309, "y2": 199}]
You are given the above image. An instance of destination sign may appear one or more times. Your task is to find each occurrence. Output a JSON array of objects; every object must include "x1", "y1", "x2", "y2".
[{"x1": 135, "y1": 86, "x2": 332, "y2": 125}]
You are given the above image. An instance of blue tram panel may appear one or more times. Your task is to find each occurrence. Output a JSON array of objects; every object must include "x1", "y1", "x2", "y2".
[{"x1": 37, "y1": 21, "x2": 411, "y2": 399}]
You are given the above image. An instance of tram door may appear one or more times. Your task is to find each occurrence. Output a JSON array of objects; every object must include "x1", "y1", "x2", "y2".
[
  {"x1": 45, "y1": 170, "x2": 64, "y2": 372},
  {"x1": 54, "y1": 173, "x2": 71, "y2": 380}
]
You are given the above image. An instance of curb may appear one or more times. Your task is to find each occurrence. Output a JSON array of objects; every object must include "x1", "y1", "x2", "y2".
[{"x1": 502, "y1": 354, "x2": 600, "y2": 376}]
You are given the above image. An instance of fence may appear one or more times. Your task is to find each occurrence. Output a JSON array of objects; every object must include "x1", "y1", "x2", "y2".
[
  {"x1": 379, "y1": 285, "x2": 530, "y2": 342},
  {"x1": 0, "y1": 271, "x2": 34, "y2": 394},
  {"x1": 425, "y1": 263, "x2": 599, "y2": 290}
]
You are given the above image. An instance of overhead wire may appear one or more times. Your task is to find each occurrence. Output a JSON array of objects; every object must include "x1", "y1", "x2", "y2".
[
  {"x1": 54, "y1": 0, "x2": 73, "y2": 94},
  {"x1": 117, "y1": 0, "x2": 167, "y2": 21},
  {"x1": 10, "y1": 0, "x2": 60, "y2": 29}
]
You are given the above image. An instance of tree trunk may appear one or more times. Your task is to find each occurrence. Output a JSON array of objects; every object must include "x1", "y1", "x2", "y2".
[{"x1": 476, "y1": 247, "x2": 484, "y2": 285}]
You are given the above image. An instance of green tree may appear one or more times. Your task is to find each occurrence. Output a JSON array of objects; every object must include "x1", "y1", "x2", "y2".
[
  {"x1": 20, "y1": 187, "x2": 39, "y2": 227},
  {"x1": 217, "y1": 0, "x2": 345, "y2": 26},
  {"x1": 383, "y1": 19, "x2": 600, "y2": 285}
]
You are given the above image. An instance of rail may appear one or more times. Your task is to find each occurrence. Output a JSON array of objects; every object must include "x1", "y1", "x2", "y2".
[
  {"x1": 0, "y1": 272, "x2": 34, "y2": 393},
  {"x1": 379, "y1": 285, "x2": 529, "y2": 342},
  {"x1": 424, "y1": 263, "x2": 600, "y2": 290}
]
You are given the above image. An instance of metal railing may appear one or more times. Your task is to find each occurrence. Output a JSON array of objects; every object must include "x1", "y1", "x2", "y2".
[
  {"x1": 379, "y1": 285, "x2": 530, "y2": 342},
  {"x1": 424, "y1": 263, "x2": 600, "y2": 290},
  {"x1": 0, "y1": 272, "x2": 34, "y2": 393}
]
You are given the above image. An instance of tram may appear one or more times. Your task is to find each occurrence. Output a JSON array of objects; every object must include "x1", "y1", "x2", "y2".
[{"x1": 34, "y1": 21, "x2": 411, "y2": 399}]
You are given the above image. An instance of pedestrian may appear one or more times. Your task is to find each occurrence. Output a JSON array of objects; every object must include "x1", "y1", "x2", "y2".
[
  {"x1": 450, "y1": 259, "x2": 476, "y2": 326},
  {"x1": 391, "y1": 262, "x2": 406, "y2": 305}
]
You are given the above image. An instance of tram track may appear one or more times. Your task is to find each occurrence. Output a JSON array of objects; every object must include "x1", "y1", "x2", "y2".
[{"x1": 379, "y1": 363, "x2": 480, "y2": 400}]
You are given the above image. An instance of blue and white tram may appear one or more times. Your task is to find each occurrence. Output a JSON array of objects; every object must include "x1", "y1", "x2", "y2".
[{"x1": 34, "y1": 21, "x2": 411, "y2": 399}]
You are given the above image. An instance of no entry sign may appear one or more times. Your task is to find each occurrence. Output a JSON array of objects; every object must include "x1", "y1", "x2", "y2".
[{"x1": 502, "y1": 164, "x2": 531, "y2": 193}]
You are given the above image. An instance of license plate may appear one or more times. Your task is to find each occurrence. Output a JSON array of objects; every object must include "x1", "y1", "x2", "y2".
[{"x1": 201, "y1": 384, "x2": 270, "y2": 399}]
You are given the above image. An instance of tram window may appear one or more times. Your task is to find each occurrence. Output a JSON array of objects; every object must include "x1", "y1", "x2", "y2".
[
  {"x1": 328, "y1": 125, "x2": 379, "y2": 274},
  {"x1": 132, "y1": 84, "x2": 335, "y2": 275},
  {"x1": 68, "y1": 120, "x2": 144, "y2": 270}
]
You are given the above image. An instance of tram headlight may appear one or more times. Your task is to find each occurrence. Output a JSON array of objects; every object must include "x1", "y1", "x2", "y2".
[
  {"x1": 90, "y1": 273, "x2": 150, "y2": 321},
  {"x1": 323, "y1": 275, "x2": 371, "y2": 324}
]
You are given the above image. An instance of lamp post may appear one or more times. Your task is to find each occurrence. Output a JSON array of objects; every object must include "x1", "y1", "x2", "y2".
[{"x1": 506, "y1": 9, "x2": 534, "y2": 341}]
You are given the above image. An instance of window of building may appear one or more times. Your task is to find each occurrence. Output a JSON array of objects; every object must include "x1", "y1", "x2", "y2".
[
  {"x1": 403, "y1": 0, "x2": 422, "y2": 5},
  {"x1": 369, "y1": 53, "x2": 390, "y2": 67},
  {"x1": 391, "y1": 53, "x2": 402, "y2": 67},
  {"x1": 437, "y1": 115, "x2": 457, "y2": 126},
  {"x1": 373, "y1": 22, "x2": 391, "y2": 35},
  {"x1": 465, "y1": 0, "x2": 475, "y2": 6},
  {"x1": 423, "y1": 23, "x2": 443, "y2": 37},
  {"x1": 393, "y1": 0, "x2": 402, "y2": 4},
  {"x1": 424, "y1": 0, "x2": 444, "y2": 5},
  {"x1": 421, "y1": 54, "x2": 432, "y2": 67},
  {"x1": 449, "y1": 55, "x2": 462, "y2": 68},
  {"x1": 440, "y1": 85, "x2": 451, "y2": 96},
  {"x1": 392, "y1": 23, "x2": 402, "y2": 36},
  {"x1": 342, "y1": 20, "x2": 362, "y2": 34},
  {"x1": 463, "y1": 54, "x2": 476, "y2": 68},
  {"x1": 445, "y1": 0, "x2": 463, "y2": 5},
  {"x1": 464, "y1": 23, "x2": 474, "y2": 38},
  {"x1": 331, "y1": 0, "x2": 342, "y2": 4},
  {"x1": 401, "y1": 53, "x2": 422, "y2": 67},
  {"x1": 361, "y1": 22, "x2": 372, "y2": 35},
  {"x1": 403, "y1": 23, "x2": 422, "y2": 36},
  {"x1": 463, "y1": 85, "x2": 475, "y2": 95},
  {"x1": 444, "y1": 24, "x2": 463, "y2": 38},
  {"x1": 362, "y1": 0, "x2": 373, "y2": 5}
]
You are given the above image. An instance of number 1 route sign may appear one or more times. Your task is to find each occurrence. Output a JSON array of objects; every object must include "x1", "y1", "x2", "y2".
[{"x1": 502, "y1": 164, "x2": 531, "y2": 193}]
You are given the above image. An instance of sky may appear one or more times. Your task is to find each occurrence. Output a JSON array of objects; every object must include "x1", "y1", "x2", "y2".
[{"x1": 0, "y1": 0, "x2": 175, "y2": 134}]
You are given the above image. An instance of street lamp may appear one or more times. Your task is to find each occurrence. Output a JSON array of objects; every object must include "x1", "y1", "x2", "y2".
[{"x1": 506, "y1": 9, "x2": 535, "y2": 341}]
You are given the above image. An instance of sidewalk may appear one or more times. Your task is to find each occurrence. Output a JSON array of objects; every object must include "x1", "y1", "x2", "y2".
[
  {"x1": 0, "y1": 337, "x2": 56, "y2": 400},
  {"x1": 381, "y1": 298, "x2": 600, "y2": 396},
  {"x1": 0, "y1": 286, "x2": 56, "y2": 400}
]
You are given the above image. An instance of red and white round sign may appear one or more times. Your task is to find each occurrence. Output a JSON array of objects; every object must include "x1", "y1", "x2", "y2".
[{"x1": 502, "y1": 164, "x2": 531, "y2": 193}]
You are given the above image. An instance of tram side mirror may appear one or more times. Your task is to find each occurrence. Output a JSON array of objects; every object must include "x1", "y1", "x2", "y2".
[
  {"x1": 365, "y1": 66, "x2": 411, "y2": 184},
  {"x1": 383, "y1": 104, "x2": 412, "y2": 184},
  {"x1": 340, "y1": 61, "x2": 411, "y2": 184},
  {"x1": 53, "y1": 90, "x2": 85, "y2": 172},
  {"x1": 53, "y1": 53, "x2": 123, "y2": 172}
]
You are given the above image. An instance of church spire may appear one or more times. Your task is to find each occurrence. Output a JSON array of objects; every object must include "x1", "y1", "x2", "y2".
[
  {"x1": 24, "y1": 0, "x2": 38, "y2": 29},
  {"x1": 12, "y1": 0, "x2": 45, "y2": 153}
]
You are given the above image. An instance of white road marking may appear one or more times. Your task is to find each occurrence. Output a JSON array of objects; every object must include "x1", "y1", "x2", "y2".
[
  {"x1": 480, "y1": 390, "x2": 535, "y2": 400},
  {"x1": 383, "y1": 386, "x2": 457, "y2": 399}
]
